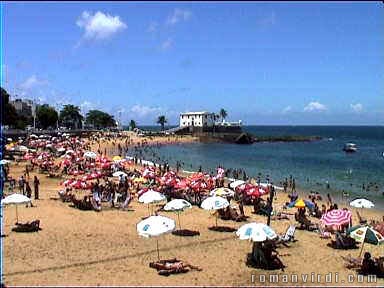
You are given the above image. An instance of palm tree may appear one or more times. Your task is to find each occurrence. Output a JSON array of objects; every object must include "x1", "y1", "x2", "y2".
[
  {"x1": 219, "y1": 109, "x2": 227, "y2": 123},
  {"x1": 156, "y1": 115, "x2": 167, "y2": 131},
  {"x1": 129, "y1": 119, "x2": 136, "y2": 131},
  {"x1": 59, "y1": 104, "x2": 84, "y2": 129}
]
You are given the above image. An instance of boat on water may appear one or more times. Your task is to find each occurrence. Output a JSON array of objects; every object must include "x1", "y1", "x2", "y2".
[{"x1": 343, "y1": 143, "x2": 357, "y2": 153}]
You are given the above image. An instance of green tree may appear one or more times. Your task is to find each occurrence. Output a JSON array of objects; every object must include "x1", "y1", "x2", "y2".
[
  {"x1": 59, "y1": 104, "x2": 84, "y2": 129},
  {"x1": 219, "y1": 108, "x2": 227, "y2": 122},
  {"x1": 1, "y1": 87, "x2": 32, "y2": 129},
  {"x1": 156, "y1": 115, "x2": 167, "y2": 131},
  {"x1": 85, "y1": 110, "x2": 116, "y2": 129},
  {"x1": 36, "y1": 104, "x2": 59, "y2": 129},
  {"x1": 129, "y1": 119, "x2": 137, "y2": 131},
  {"x1": 1, "y1": 87, "x2": 19, "y2": 127}
]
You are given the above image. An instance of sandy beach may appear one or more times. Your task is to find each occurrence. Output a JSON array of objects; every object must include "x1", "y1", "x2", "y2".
[{"x1": 2, "y1": 133, "x2": 383, "y2": 286}]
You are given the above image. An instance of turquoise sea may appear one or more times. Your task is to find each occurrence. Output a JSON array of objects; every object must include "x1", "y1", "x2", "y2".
[{"x1": 129, "y1": 126, "x2": 384, "y2": 210}]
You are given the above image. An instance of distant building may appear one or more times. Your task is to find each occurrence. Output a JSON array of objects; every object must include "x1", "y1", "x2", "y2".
[
  {"x1": 10, "y1": 98, "x2": 34, "y2": 119},
  {"x1": 179, "y1": 111, "x2": 215, "y2": 127}
]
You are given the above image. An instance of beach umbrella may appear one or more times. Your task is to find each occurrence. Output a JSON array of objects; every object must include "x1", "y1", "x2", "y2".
[
  {"x1": 347, "y1": 225, "x2": 384, "y2": 257},
  {"x1": 112, "y1": 156, "x2": 122, "y2": 162},
  {"x1": 133, "y1": 177, "x2": 147, "y2": 184},
  {"x1": 139, "y1": 190, "x2": 167, "y2": 216},
  {"x1": 57, "y1": 147, "x2": 66, "y2": 152},
  {"x1": 350, "y1": 198, "x2": 375, "y2": 209},
  {"x1": 288, "y1": 199, "x2": 315, "y2": 209},
  {"x1": 0, "y1": 159, "x2": 11, "y2": 165},
  {"x1": 164, "y1": 199, "x2": 192, "y2": 230},
  {"x1": 113, "y1": 171, "x2": 127, "y2": 178},
  {"x1": 138, "y1": 190, "x2": 167, "y2": 204},
  {"x1": 236, "y1": 222, "x2": 278, "y2": 242},
  {"x1": 142, "y1": 168, "x2": 156, "y2": 179},
  {"x1": 1, "y1": 194, "x2": 31, "y2": 223},
  {"x1": 84, "y1": 151, "x2": 97, "y2": 159},
  {"x1": 230, "y1": 180, "x2": 246, "y2": 189},
  {"x1": 320, "y1": 209, "x2": 352, "y2": 229},
  {"x1": 201, "y1": 196, "x2": 229, "y2": 227},
  {"x1": 136, "y1": 215, "x2": 176, "y2": 260},
  {"x1": 209, "y1": 187, "x2": 235, "y2": 198}
]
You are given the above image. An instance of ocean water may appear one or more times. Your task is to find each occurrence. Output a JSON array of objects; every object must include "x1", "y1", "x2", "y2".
[{"x1": 129, "y1": 126, "x2": 384, "y2": 210}]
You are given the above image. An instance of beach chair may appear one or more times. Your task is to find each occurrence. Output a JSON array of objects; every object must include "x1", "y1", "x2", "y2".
[{"x1": 275, "y1": 225, "x2": 296, "y2": 247}]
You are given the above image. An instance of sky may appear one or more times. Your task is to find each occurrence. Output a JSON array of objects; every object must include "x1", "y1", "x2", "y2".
[{"x1": 2, "y1": 1, "x2": 383, "y2": 125}]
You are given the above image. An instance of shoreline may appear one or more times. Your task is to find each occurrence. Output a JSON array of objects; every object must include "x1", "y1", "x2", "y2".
[
  {"x1": 2, "y1": 131, "x2": 384, "y2": 286},
  {"x1": 98, "y1": 136, "x2": 384, "y2": 212}
]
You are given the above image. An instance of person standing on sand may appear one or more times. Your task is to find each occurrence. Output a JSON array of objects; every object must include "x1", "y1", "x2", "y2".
[
  {"x1": 33, "y1": 176, "x2": 40, "y2": 200},
  {"x1": 18, "y1": 175, "x2": 25, "y2": 195},
  {"x1": 291, "y1": 178, "x2": 296, "y2": 193}
]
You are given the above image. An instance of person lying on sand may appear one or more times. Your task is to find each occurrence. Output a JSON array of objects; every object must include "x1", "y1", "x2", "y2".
[{"x1": 149, "y1": 258, "x2": 202, "y2": 276}]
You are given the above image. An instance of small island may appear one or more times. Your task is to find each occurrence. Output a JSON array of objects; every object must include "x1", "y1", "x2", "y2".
[{"x1": 163, "y1": 110, "x2": 322, "y2": 144}]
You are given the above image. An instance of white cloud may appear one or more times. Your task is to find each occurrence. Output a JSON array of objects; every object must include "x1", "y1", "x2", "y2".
[
  {"x1": 147, "y1": 21, "x2": 158, "y2": 33},
  {"x1": 350, "y1": 103, "x2": 363, "y2": 113},
  {"x1": 76, "y1": 11, "x2": 127, "y2": 41},
  {"x1": 282, "y1": 106, "x2": 292, "y2": 114},
  {"x1": 304, "y1": 101, "x2": 327, "y2": 112},
  {"x1": 130, "y1": 104, "x2": 162, "y2": 118},
  {"x1": 20, "y1": 75, "x2": 48, "y2": 90},
  {"x1": 166, "y1": 8, "x2": 191, "y2": 26},
  {"x1": 160, "y1": 38, "x2": 173, "y2": 51}
]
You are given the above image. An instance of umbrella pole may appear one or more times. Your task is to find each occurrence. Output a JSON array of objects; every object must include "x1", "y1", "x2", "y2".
[
  {"x1": 16, "y1": 205, "x2": 19, "y2": 224},
  {"x1": 156, "y1": 239, "x2": 160, "y2": 261},
  {"x1": 215, "y1": 213, "x2": 218, "y2": 227},
  {"x1": 177, "y1": 211, "x2": 181, "y2": 230},
  {"x1": 358, "y1": 231, "x2": 367, "y2": 258}
]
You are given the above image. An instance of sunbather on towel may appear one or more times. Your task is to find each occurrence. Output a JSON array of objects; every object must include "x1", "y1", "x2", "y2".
[{"x1": 149, "y1": 259, "x2": 202, "y2": 275}]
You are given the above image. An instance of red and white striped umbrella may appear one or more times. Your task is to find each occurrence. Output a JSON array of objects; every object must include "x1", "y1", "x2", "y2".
[{"x1": 320, "y1": 209, "x2": 352, "y2": 227}]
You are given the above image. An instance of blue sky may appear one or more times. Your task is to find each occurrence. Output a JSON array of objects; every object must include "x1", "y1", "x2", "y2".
[{"x1": 2, "y1": 1, "x2": 383, "y2": 125}]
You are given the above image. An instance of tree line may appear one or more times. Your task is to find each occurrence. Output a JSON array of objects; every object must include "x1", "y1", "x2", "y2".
[{"x1": 2, "y1": 87, "x2": 228, "y2": 131}]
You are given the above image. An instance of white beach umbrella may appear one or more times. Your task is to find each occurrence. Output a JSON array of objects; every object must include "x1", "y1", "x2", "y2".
[
  {"x1": 30, "y1": 134, "x2": 38, "y2": 139},
  {"x1": 201, "y1": 196, "x2": 229, "y2": 227},
  {"x1": 138, "y1": 190, "x2": 167, "y2": 204},
  {"x1": 84, "y1": 151, "x2": 97, "y2": 159},
  {"x1": 137, "y1": 215, "x2": 176, "y2": 260},
  {"x1": 6, "y1": 138, "x2": 12, "y2": 142},
  {"x1": 0, "y1": 159, "x2": 12, "y2": 165},
  {"x1": 209, "y1": 187, "x2": 235, "y2": 197},
  {"x1": 113, "y1": 171, "x2": 127, "y2": 177},
  {"x1": 229, "y1": 180, "x2": 245, "y2": 189},
  {"x1": 164, "y1": 199, "x2": 192, "y2": 230},
  {"x1": 201, "y1": 196, "x2": 229, "y2": 210},
  {"x1": 16, "y1": 145, "x2": 28, "y2": 152},
  {"x1": 57, "y1": 147, "x2": 66, "y2": 152},
  {"x1": 164, "y1": 199, "x2": 192, "y2": 211},
  {"x1": 139, "y1": 190, "x2": 167, "y2": 216},
  {"x1": 350, "y1": 198, "x2": 375, "y2": 209},
  {"x1": 1, "y1": 194, "x2": 31, "y2": 223},
  {"x1": 66, "y1": 149, "x2": 75, "y2": 155},
  {"x1": 236, "y1": 222, "x2": 278, "y2": 242}
]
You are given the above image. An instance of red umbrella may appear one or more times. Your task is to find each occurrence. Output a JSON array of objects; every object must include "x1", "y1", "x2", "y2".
[
  {"x1": 321, "y1": 209, "x2": 352, "y2": 228},
  {"x1": 245, "y1": 187, "x2": 261, "y2": 198}
]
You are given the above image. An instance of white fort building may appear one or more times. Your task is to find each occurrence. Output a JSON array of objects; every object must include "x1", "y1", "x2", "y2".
[{"x1": 179, "y1": 111, "x2": 242, "y2": 128}]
